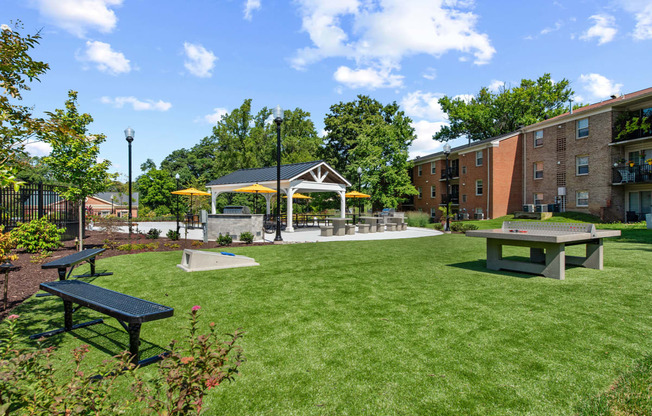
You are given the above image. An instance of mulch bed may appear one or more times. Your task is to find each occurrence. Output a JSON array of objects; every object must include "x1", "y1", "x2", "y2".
[{"x1": 1, "y1": 230, "x2": 272, "y2": 319}]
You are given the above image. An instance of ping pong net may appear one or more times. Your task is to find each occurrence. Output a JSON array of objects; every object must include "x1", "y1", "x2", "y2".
[{"x1": 501, "y1": 221, "x2": 597, "y2": 238}]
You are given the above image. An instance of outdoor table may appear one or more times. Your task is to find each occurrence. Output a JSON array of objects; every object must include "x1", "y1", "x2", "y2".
[
  {"x1": 360, "y1": 217, "x2": 379, "y2": 233},
  {"x1": 330, "y1": 218, "x2": 348, "y2": 236},
  {"x1": 466, "y1": 221, "x2": 620, "y2": 280}
]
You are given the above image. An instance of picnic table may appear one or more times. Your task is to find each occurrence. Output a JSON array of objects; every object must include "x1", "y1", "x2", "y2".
[
  {"x1": 42, "y1": 248, "x2": 112, "y2": 281},
  {"x1": 30, "y1": 280, "x2": 174, "y2": 365},
  {"x1": 466, "y1": 221, "x2": 620, "y2": 280},
  {"x1": 360, "y1": 216, "x2": 380, "y2": 233}
]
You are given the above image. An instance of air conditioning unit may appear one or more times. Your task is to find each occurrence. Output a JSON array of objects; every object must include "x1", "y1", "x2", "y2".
[
  {"x1": 523, "y1": 204, "x2": 535, "y2": 213},
  {"x1": 535, "y1": 204, "x2": 549, "y2": 212}
]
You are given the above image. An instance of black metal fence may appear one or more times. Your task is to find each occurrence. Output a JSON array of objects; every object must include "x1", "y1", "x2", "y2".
[{"x1": 0, "y1": 183, "x2": 82, "y2": 239}]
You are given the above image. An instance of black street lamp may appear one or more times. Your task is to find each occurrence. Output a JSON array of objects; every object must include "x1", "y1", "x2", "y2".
[
  {"x1": 124, "y1": 127, "x2": 134, "y2": 239},
  {"x1": 175, "y1": 173, "x2": 180, "y2": 236},
  {"x1": 273, "y1": 105, "x2": 283, "y2": 242},
  {"x1": 443, "y1": 143, "x2": 451, "y2": 232},
  {"x1": 357, "y1": 166, "x2": 362, "y2": 223}
]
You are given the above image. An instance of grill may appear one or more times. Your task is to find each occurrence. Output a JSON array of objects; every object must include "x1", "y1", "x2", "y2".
[{"x1": 223, "y1": 205, "x2": 251, "y2": 214}]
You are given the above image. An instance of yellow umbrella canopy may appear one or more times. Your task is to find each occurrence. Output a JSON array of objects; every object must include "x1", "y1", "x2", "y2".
[
  {"x1": 345, "y1": 190, "x2": 371, "y2": 198},
  {"x1": 282, "y1": 193, "x2": 312, "y2": 199},
  {"x1": 233, "y1": 183, "x2": 277, "y2": 194},
  {"x1": 171, "y1": 188, "x2": 211, "y2": 196}
]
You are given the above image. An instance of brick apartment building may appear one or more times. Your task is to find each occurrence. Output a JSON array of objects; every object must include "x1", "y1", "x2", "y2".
[
  {"x1": 405, "y1": 132, "x2": 523, "y2": 220},
  {"x1": 407, "y1": 86, "x2": 652, "y2": 222}
]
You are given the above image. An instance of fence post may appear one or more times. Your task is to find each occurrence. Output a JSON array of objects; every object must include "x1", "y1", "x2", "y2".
[{"x1": 38, "y1": 183, "x2": 44, "y2": 218}]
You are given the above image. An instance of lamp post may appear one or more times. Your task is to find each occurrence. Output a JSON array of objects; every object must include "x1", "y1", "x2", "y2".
[
  {"x1": 175, "y1": 173, "x2": 180, "y2": 235},
  {"x1": 273, "y1": 105, "x2": 283, "y2": 242},
  {"x1": 357, "y1": 166, "x2": 362, "y2": 223},
  {"x1": 443, "y1": 143, "x2": 451, "y2": 232},
  {"x1": 124, "y1": 127, "x2": 134, "y2": 239}
]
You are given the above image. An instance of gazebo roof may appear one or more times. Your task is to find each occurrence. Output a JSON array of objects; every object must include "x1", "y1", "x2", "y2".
[{"x1": 206, "y1": 160, "x2": 350, "y2": 187}]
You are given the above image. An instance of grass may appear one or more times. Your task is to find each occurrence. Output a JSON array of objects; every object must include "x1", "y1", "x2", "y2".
[{"x1": 7, "y1": 226, "x2": 652, "y2": 415}]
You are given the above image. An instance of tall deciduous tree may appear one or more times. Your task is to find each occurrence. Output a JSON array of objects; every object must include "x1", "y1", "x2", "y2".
[
  {"x1": 323, "y1": 95, "x2": 417, "y2": 210},
  {"x1": 44, "y1": 91, "x2": 113, "y2": 250},
  {"x1": 136, "y1": 168, "x2": 177, "y2": 216},
  {"x1": 434, "y1": 73, "x2": 574, "y2": 142},
  {"x1": 0, "y1": 22, "x2": 50, "y2": 189}
]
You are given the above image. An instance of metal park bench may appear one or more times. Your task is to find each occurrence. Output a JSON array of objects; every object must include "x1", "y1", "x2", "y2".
[
  {"x1": 466, "y1": 221, "x2": 621, "y2": 280},
  {"x1": 42, "y1": 248, "x2": 113, "y2": 281},
  {"x1": 30, "y1": 280, "x2": 174, "y2": 365}
]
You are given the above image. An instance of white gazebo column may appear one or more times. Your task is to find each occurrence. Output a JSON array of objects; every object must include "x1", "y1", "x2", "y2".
[
  {"x1": 263, "y1": 194, "x2": 273, "y2": 215},
  {"x1": 339, "y1": 190, "x2": 346, "y2": 218},
  {"x1": 211, "y1": 189, "x2": 220, "y2": 214},
  {"x1": 286, "y1": 188, "x2": 295, "y2": 232}
]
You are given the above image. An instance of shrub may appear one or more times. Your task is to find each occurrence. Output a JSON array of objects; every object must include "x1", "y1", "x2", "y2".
[
  {"x1": 240, "y1": 231, "x2": 254, "y2": 244},
  {"x1": 164, "y1": 243, "x2": 180, "y2": 249},
  {"x1": 405, "y1": 211, "x2": 430, "y2": 228},
  {"x1": 0, "y1": 225, "x2": 17, "y2": 264},
  {"x1": 191, "y1": 240, "x2": 204, "y2": 248},
  {"x1": 102, "y1": 239, "x2": 120, "y2": 250},
  {"x1": 11, "y1": 217, "x2": 64, "y2": 253},
  {"x1": 147, "y1": 228, "x2": 161, "y2": 239},
  {"x1": 217, "y1": 233, "x2": 232, "y2": 246},
  {"x1": 166, "y1": 229, "x2": 180, "y2": 240},
  {"x1": 432, "y1": 222, "x2": 443, "y2": 231},
  {"x1": 92, "y1": 215, "x2": 127, "y2": 238},
  {"x1": 450, "y1": 222, "x2": 479, "y2": 233},
  {"x1": 29, "y1": 251, "x2": 52, "y2": 264}
]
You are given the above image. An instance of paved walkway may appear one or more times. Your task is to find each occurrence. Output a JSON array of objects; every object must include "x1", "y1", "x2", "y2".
[{"x1": 99, "y1": 221, "x2": 442, "y2": 243}]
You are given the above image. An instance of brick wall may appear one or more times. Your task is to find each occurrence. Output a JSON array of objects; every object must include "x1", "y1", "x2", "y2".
[
  {"x1": 458, "y1": 149, "x2": 487, "y2": 218},
  {"x1": 491, "y1": 134, "x2": 523, "y2": 217},
  {"x1": 411, "y1": 161, "x2": 440, "y2": 217}
]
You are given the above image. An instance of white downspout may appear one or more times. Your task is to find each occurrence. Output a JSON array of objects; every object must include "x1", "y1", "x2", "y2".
[
  {"x1": 286, "y1": 188, "x2": 295, "y2": 232},
  {"x1": 340, "y1": 190, "x2": 346, "y2": 218}
]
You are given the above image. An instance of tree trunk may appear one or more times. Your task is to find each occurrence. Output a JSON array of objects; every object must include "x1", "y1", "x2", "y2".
[{"x1": 78, "y1": 204, "x2": 84, "y2": 251}]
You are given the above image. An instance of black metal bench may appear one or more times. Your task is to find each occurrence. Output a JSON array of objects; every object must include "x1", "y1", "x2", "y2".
[
  {"x1": 42, "y1": 248, "x2": 113, "y2": 281},
  {"x1": 30, "y1": 280, "x2": 174, "y2": 365}
]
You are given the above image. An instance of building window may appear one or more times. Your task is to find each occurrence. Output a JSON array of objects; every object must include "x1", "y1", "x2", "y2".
[
  {"x1": 431, "y1": 162, "x2": 436, "y2": 174},
  {"x1": 431, "y1": 186, "x2": 436, "y2": 198},
  {"x1": 430, "y1": 207, "x2": 437, "y2": 218},
  {"x1": 577, "y1": 190, "x2": 589, "y2": 207},
  {"x1": 576, "y1": 155, "x2": 589, "y2": 175},
  {"x1": 418, "y1": 187, "x2": 422, "y2": 199},
  {"x1": 534, "y1": 130, "x2": 543, "y2": 147},
  {"x1": 534, "y1": 193, "x2": 543, "y2": 205},
  {"x1": 462, "y1": 166, "x2": 467, "y2": 175},
  {"x1": 475, "y1": 180, "x2": 483, "y2": 196},
  {"x1": 462, "y1": 194, "x2": 467, "y2": 203},
  {"x1": 476, "y1": 150, "x2": 483, "y2": 166},
  {"x1": 534, "y1": 162, "x2": 543, "y2": 179},
  {"x1": 577, "y1": 118, "x2": 589, "y2": 138},
  {"x1": 418, "y1": 165, "x2": 422, "y2": 176}
]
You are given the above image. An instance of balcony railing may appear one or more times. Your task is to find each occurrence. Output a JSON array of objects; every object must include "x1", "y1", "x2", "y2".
[
  {"x1": 440, "y1": 167, "x2": 459, "y2": 180},
  {"x1": 612, "y1": 164, "x2": 652, "y2": 184},
  {"x1": 441, "y1": 195, "x2": 459, "y2": 205}
]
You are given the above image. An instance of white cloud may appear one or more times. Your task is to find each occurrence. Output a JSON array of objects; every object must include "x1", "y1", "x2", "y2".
[
  {"x1": 292, "y1": 0, "x2": 495, "y2": 88},
  {"x1": 101, "y1": 96, "x2": 172, "y2": 111},
  {"x1": 333, "y1": 65, "x2": 403, "y2": 89},
  {"x1": 202, "y1": 107, "x2": 228, "y2": 124},
  {"x1": 183, "y1": 42, "x2": 217, "y2": 78},
  {"x1": 615, "y1": 0, "x2": 652, "y2": 40},
  {"x1": 78, "y1": 40, "x2": 130, "y2": 75},
  {"x1": 541, "y1": 20, "x2": 562, "y2": 35},
  {"x1": 244, "y1": 0, "x2": 261, "y2": 20},
  {"x1": 401, "y1": 91, "x2": 446, "y2": 120},
  {"x1": 30, "y1": 0, "x2": 122, "y2": 37},
  {"x1": 24, "y1": 141, "x2": 52, "y2": 157},
  {"x1": 422, "y1": 67, "x2": 437, "y2": 80},
  {"x1": 580, "y1": 14, "x2": 617, "y2": 45},
  {"x1": 453, "y1": 93, "x2": 474, "y2": 103},
  {"x1": 578, "y1": 73, "x2": 623, "y2": 100},
  {"x1": 409, "y1": 120, "x2": 447, "y2": 158},
  {"x1": 487, "y1": 79, "x2": 504, "y2": 92}
]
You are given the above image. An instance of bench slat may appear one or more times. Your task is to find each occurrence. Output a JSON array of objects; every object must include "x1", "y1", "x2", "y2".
[
  {"x1": 42, "y1": 248, "x2": 106, "y2": 269},
  {"x1": 39, "y1": 280, "x2": 173, "y2": 324}
]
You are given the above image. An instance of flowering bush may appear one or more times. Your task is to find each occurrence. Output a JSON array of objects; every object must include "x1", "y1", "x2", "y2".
[
  {"x1": 0, "y1": 226, "x2": 17, "y2": 264},
  {"x1": 11, "y1": 217, "x2": 64, "y2": 253}
]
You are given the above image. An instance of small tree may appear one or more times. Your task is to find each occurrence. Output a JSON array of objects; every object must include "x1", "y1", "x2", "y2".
[{"x1": 44, "y1": 91, "x2": 113, "y2": 250}]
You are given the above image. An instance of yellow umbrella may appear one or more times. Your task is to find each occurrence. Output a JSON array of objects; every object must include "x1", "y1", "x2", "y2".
[
  {"x1": 345, "y1": 190, "x2": 371, "y2": 198},
  {"x1": 282, "y1": 192, "x2": 312, "y2": 199},
  {"x1": 171, "y1": 188, "x2": 211, "y2": 218},
  {"x1": 233, "y1": 183, "x2": 277, "y2": 214}
]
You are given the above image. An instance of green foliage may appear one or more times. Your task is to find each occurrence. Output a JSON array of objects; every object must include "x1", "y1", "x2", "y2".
[
  {"x1": 29, "y1": 251, "x2": 52, "y2": 264},
  {"x1": 146, "y1": 228, "x2": 162, "y2": 239},
  {"x1": 434, "y1": 74, "x2": 574, "y2": 142},
  {"x1": 450, "y1": 222, "x2": 479, "y2": 233},
  {"x1": 405, "y1": 211, "x2": 430, "y2": 227},
  {"x1": 11, "y1": 217, "x2": 63, "y2": 253},
  {"x1": 116, "y1": 242, "x2": 160, "y2": 251},
  {"x1": 432, "y1": 222, "x2": 443, "y2": 231},
  {"x1": 217, "y1": 233, "x2": 232, "y2": 246},
  {"x1": 614, "y1": 111, "x2": 651, "y2": 141},
  {"x1": 323, "y1": 95, "x2": 417, "y2": 210},
  {"x1": 166, "y1": 229, "x2": 180, "y2": 240},
  {"x1": 0, "y1": 310, "x2": 244, "y2": 415},
  {"x1": 191, "y1": 240, "x2": 204, "y2": 248},
  {"x1": 0, "y1": 225, "x2": 18, "y2": 263},
  {"x1": 164, "y1": 242, "x2": 180, "y2": 249},
  {"x1": 239, "y1": 231, "x2": 254, "y2": 244},
  {"x1": 0, "y1": 22, "x2": 50, "y2": 189},
  {"x1": 136, "y1": 168, "x2": 177, "y2": 213}
]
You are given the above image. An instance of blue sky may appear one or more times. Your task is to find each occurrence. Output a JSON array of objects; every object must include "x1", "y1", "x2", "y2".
[{"x1": 4, "y1": 0, "x2": 652, "y2": 180}]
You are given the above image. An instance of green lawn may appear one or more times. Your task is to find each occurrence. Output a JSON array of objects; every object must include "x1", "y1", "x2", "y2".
[{"x1": 9, "y1": 226, "x2": 652, "y2": 415}]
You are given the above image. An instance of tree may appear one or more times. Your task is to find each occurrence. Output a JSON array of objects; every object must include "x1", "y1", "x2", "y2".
[
  {"x1": 0, "y1": 22, "x2": 50, "y2": 189},
  {"x1": 140, "y1": 158, "x2": 157, "y2": 172},
  {"x1": 323, "y1": 96, "x2": 418, "y2": 210},
  {"x1": 433, "y1": 73, "x2": 574, "y2": 142},
  {"x1": 136, "y1": 168, "x2": 177, "y2": 215},
  {"x1": 44, "y1": 91, "x2": 113, "y2": 250}
]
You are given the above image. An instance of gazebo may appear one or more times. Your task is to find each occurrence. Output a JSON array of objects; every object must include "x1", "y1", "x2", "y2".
[{"x1": 206, "y1": 161, "x2": 351, "y2": 232}]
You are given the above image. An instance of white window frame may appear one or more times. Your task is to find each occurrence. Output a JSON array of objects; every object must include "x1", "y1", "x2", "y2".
[
  {"x1": 462, "y1": 166, "x2": 467, "y2": 175},
  {"x1": 430, "y1": 207, "x2": 437, "y2": 218},
  {"x1": 430, "y1": 186, "x2": 436, "y2": 198},
  {"x1": 576, "y1": 190, "x2": 589, "y2": 207},
  {"x1": 534, "y1": 162, "x2": 544, "y2": 179},
  {"x1": 431, "y1": 162, "x2": 436, "y2": 175},
  {"x1": 534, "y1": 193, "x2": 543, "y2": 205},
  {"x1": 475, "y1": 180, "x2": 483, "y2": 196},
  {"x1": 577, "y1": 118, "x2": 589, "y2": 139},
  {"x1": 418, "y1": 187, "x2": 422, "y2": 199},
  {"x1": 534, "y1": 130, "x2": 543, "y2": 147},
  {"x1": 576, "y1": 155, "x2": 589, "y2": 176},
  {"x1": 417, "y1": 165, "x2": 422, "y2": 176},
  {"x1": 475, "y1": 150, "x2": 483, "y2": 166}
]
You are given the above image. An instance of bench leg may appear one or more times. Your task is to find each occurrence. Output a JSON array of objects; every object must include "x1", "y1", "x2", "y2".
[
  {"x1": 30, "y1": 301, "x2": 103, "y2": 340},
  {"x1": 128, "y1": 323, "x2": 142, "y2": 364}
]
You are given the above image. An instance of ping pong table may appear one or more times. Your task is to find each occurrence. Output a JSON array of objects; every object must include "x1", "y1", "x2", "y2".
[{"x1": 466, "y1": 222, "x2": 621, "y2": 279}]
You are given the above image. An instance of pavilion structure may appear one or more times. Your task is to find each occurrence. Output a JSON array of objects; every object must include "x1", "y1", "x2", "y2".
[{"x1": 205, "y1": 161, "x2": 351, "y2": 232}]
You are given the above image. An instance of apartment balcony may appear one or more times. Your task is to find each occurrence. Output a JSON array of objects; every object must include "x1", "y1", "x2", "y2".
[
  {"x1": 612, "y1": 164, "x2": 652, "y2": 184},
  {"x1": 440, "y1": 195, "x2": 459, "y2": 205},
  {"x1": 440, "y1": 167, "x2": 459, "y2": 180}
]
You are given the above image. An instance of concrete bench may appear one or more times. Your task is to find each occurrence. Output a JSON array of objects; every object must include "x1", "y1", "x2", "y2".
[
  {"x1": 320, "y1": 226, "x2": 334, "y2": 236},
  {"x1": 386, "y1": 223, "x2": 397, "y2": 231},
  {"x1": 345, "y1": 224, "x2": 356, "y2": 235},
  {"x1": 357, "y1": 224, "x2": 370, "y2": 234},
  {"x1": 376, "y1": 223, "x2": 385, "y2": 232}
]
